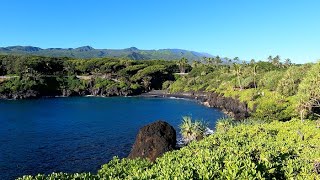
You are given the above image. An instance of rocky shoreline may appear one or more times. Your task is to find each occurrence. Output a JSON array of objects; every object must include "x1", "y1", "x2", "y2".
[
  {"x1": 0, "y1": 89, "x2": 250, "y2": 120},
  {"x1": 140, "y1": 90, "x2": 250, "y2": 120},
  {"x1": 0, "y1": 86, "x2": 141, "y2": 100}
]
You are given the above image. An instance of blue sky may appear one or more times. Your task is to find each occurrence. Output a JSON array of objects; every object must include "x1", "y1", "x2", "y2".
[{"x1": 0, "y1": 0, "x2": 319, "y2": 63}]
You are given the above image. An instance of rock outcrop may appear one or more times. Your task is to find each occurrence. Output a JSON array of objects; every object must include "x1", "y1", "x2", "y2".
[
  {"x1": 0, "y1": 90, "x2": 39, "y2": 100},
  {"x1": 128, "y1": 121, "x2": 176, "y2": 162},
  {"x1": 141, "y1": 91, "x2": 250, "y2": 120},
  {"x1": 205, "y1": 92, "x2": 250, "y2": 119}
]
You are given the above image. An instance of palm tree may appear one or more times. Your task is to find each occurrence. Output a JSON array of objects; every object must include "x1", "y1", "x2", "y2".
[
  {"x1": 251, "y1": 64, "x2": 258, "y2": 89},
  {"x1": 177, "y1": 58, "x2": 188, "y2": 73},
  {"x1": 284, "y1": 58, "x2": 292, "y2": 67},
  {"x1": 267, "y1": 55, "x2": 273, "y2": 63},
  {"x1": 233, "y1": 57, "x2": 240, "y2": 63},
  {"x1": 233, "y1": 63, "x2": 242, "y2": 90},
  {"x1": 203, "y1": 57, "x2": 213, "y2": 65},
  {"x1": 224, "y1": 57, "x2": 230, "y2": 63},
  {"x1": 272, "y1": 55, "x2": 281, "y2": 67},
  {"x1": 191, "y1": 60, "x2": 200, "y2": 68},
  {"x1": 142, "y1": 76, "x2": 152, "y2": 91},
  {"x1": 214, "y1": 56, "x2": 222, "y2": 65}
]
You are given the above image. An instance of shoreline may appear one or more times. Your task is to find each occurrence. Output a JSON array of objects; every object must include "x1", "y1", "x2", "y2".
[
  {"x1": 139, "y1": 90, "x2": 250, "y2": 120},
  {"x1": 0, "y1": 90, "x2": 250, "y2": 119}
]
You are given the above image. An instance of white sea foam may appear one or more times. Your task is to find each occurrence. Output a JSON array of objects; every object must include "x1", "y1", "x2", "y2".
[{"x1": 204, "y1": 128, "x2": 214, "y2": 135}]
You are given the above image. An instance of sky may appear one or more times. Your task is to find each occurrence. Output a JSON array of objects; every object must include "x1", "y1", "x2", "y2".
[{"x1": 0, "y1": 0, "x2": 319, "y2": 63}]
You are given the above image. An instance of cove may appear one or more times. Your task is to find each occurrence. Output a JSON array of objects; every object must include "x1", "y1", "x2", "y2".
[{"x1": 0, "y1": 97, "x2": 225, "y2": 179}]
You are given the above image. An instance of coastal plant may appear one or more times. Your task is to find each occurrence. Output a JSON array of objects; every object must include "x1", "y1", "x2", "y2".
[
  {"x1": 97, "y1": 157, "x2": 152, "y2": 179},
  {"x1": 215, "y1": 117, "x2": 235, "y2": 132},
  {"x1": 179, "y1": 116, "x2": 208, "y2": 144}
]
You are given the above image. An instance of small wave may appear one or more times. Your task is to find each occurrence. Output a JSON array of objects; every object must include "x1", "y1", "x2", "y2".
[
  {"x1": 204, "y1": 128, "x2": 214, "y2": 135},
  {"x1": 168, "y1": 97, "x2": 186, "y2": 100},
  {"x1": 54, "y1": 95, "x2": 68, "y2": 98}
]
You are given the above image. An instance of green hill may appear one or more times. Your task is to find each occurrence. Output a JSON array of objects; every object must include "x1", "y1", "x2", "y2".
[{"x1": 0, "y1": 46, "x2": 213, "y2": 60}]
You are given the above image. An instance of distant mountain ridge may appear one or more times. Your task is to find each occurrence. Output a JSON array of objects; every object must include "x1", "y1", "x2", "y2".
[{"x1": 0, "y1": 45, "x2": 214, "y2": 60}]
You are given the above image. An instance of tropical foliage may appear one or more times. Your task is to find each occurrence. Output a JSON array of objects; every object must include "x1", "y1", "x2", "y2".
[
  {"x1": 179, "y1": 116, "x2": 208, "y2": 144},
  {"x1": 0, "y1": 55, "x2": 177, "y2": 97},
  {"x1": 169, "y1": 58, "x2": 320, "y2": 122}
]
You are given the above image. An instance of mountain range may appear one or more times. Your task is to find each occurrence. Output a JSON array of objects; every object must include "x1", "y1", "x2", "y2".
[{"x1": 0, "y1": 46, "x2": 213, "y2": 60}]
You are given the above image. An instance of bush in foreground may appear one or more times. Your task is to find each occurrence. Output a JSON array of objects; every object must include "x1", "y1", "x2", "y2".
[
  {"x1": 179, "y1": 116, "x2": 208, "y2": 144},
  {"x1": 18, "y1": 120, "x2": 320, "y2": 179}
]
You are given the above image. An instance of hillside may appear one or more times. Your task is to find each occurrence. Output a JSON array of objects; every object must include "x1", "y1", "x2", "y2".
[{"x1": 0, "y1": 46, "x2": 213, "y2": 60}]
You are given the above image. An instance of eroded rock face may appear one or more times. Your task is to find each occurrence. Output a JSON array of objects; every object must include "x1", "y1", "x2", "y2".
[
  {"x1": 0, "y1": 90, "x2": 39, "y2": 100},
  {"x1": 128, "y1": 121, "x2": 176, "y2": 162},
  {"x1": 206, "y1": 92, "x2": 250, "y2": 119},
  {"x1": 144, "y1": 91, "x2": 250, "y2": 120}
]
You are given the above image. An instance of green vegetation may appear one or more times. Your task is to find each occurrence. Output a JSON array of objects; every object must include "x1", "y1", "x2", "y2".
[
  {"x1": 18, "y1": 120, "x2": 320, "y2": 179},
  {"x1": 2, "y1": 54, "x2": 320, "y2": 179},
  {"x1": 179, "y1": 116, "x2": 208, "y2": 144},
  {"x1": 0, "y1": 55, "x2": 177, "y2": 98},
  {"x1": 169, "y1": 57, "x2": 319, "y2": 122}
]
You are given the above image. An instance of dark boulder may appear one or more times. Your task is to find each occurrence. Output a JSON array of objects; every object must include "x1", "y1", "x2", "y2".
[{"x1": 128, "y1": 121, "x2": 176, "y2": 162}]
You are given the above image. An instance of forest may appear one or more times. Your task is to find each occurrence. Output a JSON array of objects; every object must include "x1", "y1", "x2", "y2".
[{"x1": 0, "y1": 55, "x2": 178, "y2": 98}]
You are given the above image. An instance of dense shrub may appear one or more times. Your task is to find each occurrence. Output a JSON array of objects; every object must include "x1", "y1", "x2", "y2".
[
  {"x1": 254, "y1": 91, "x2": 292, "y2": 121},
  {"x1": 258, "y1": 70, "x2": 285, "y2": 91},
  {"x1": 296, "y1": 62, "x2": 320, "y2": 119},
  {"x1": 18, "y1": 120, "x2": 320, "y2": 179},
  {"x1": 276, "y1": 65, "x2": 310, "y2": 96}
]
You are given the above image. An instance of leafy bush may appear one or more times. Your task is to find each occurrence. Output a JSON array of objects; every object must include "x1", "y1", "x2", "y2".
[
  {"x1": 97, "y1": 157, "x2": 152, "y2": 179},
  {"x1": 118, "y1": 64, "x2": 148, "y2": 77},
  {"x1": 258, "y1": 70, "x2": 285, "y2": 91},
  {"x1": 296, "y1": 62, "x2": 320, "y2": 119},
  {"x1": 254, "y1": 91, "x2": 292, "y2": 121},
  {"x1": 19, "y1": 120, "x2": 320, "y2": 179},
  {"x1": 276, "y1": 65, "x2": 310, "y2": 96},
  {"x1": 131, "y1": 65, "x2": 167, "y2": 82},
  {"x1": 161, "y1": 80, "x2": 173, "y2": 90}
]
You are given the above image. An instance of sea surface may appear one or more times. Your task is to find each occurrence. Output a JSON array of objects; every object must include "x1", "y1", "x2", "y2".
[{"x1": 0, "y1": 97, "x2": 225, "y2": 179}]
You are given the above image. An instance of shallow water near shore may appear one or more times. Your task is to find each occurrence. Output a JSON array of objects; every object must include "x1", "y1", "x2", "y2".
[{"x1": 0, "y1": 97, "x2": 225, "y2": 179}]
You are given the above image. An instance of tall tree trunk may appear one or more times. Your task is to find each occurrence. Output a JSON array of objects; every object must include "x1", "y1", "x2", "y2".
[{"x1": 237, "y1": 75, "x2": 242, "y2": 90}]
